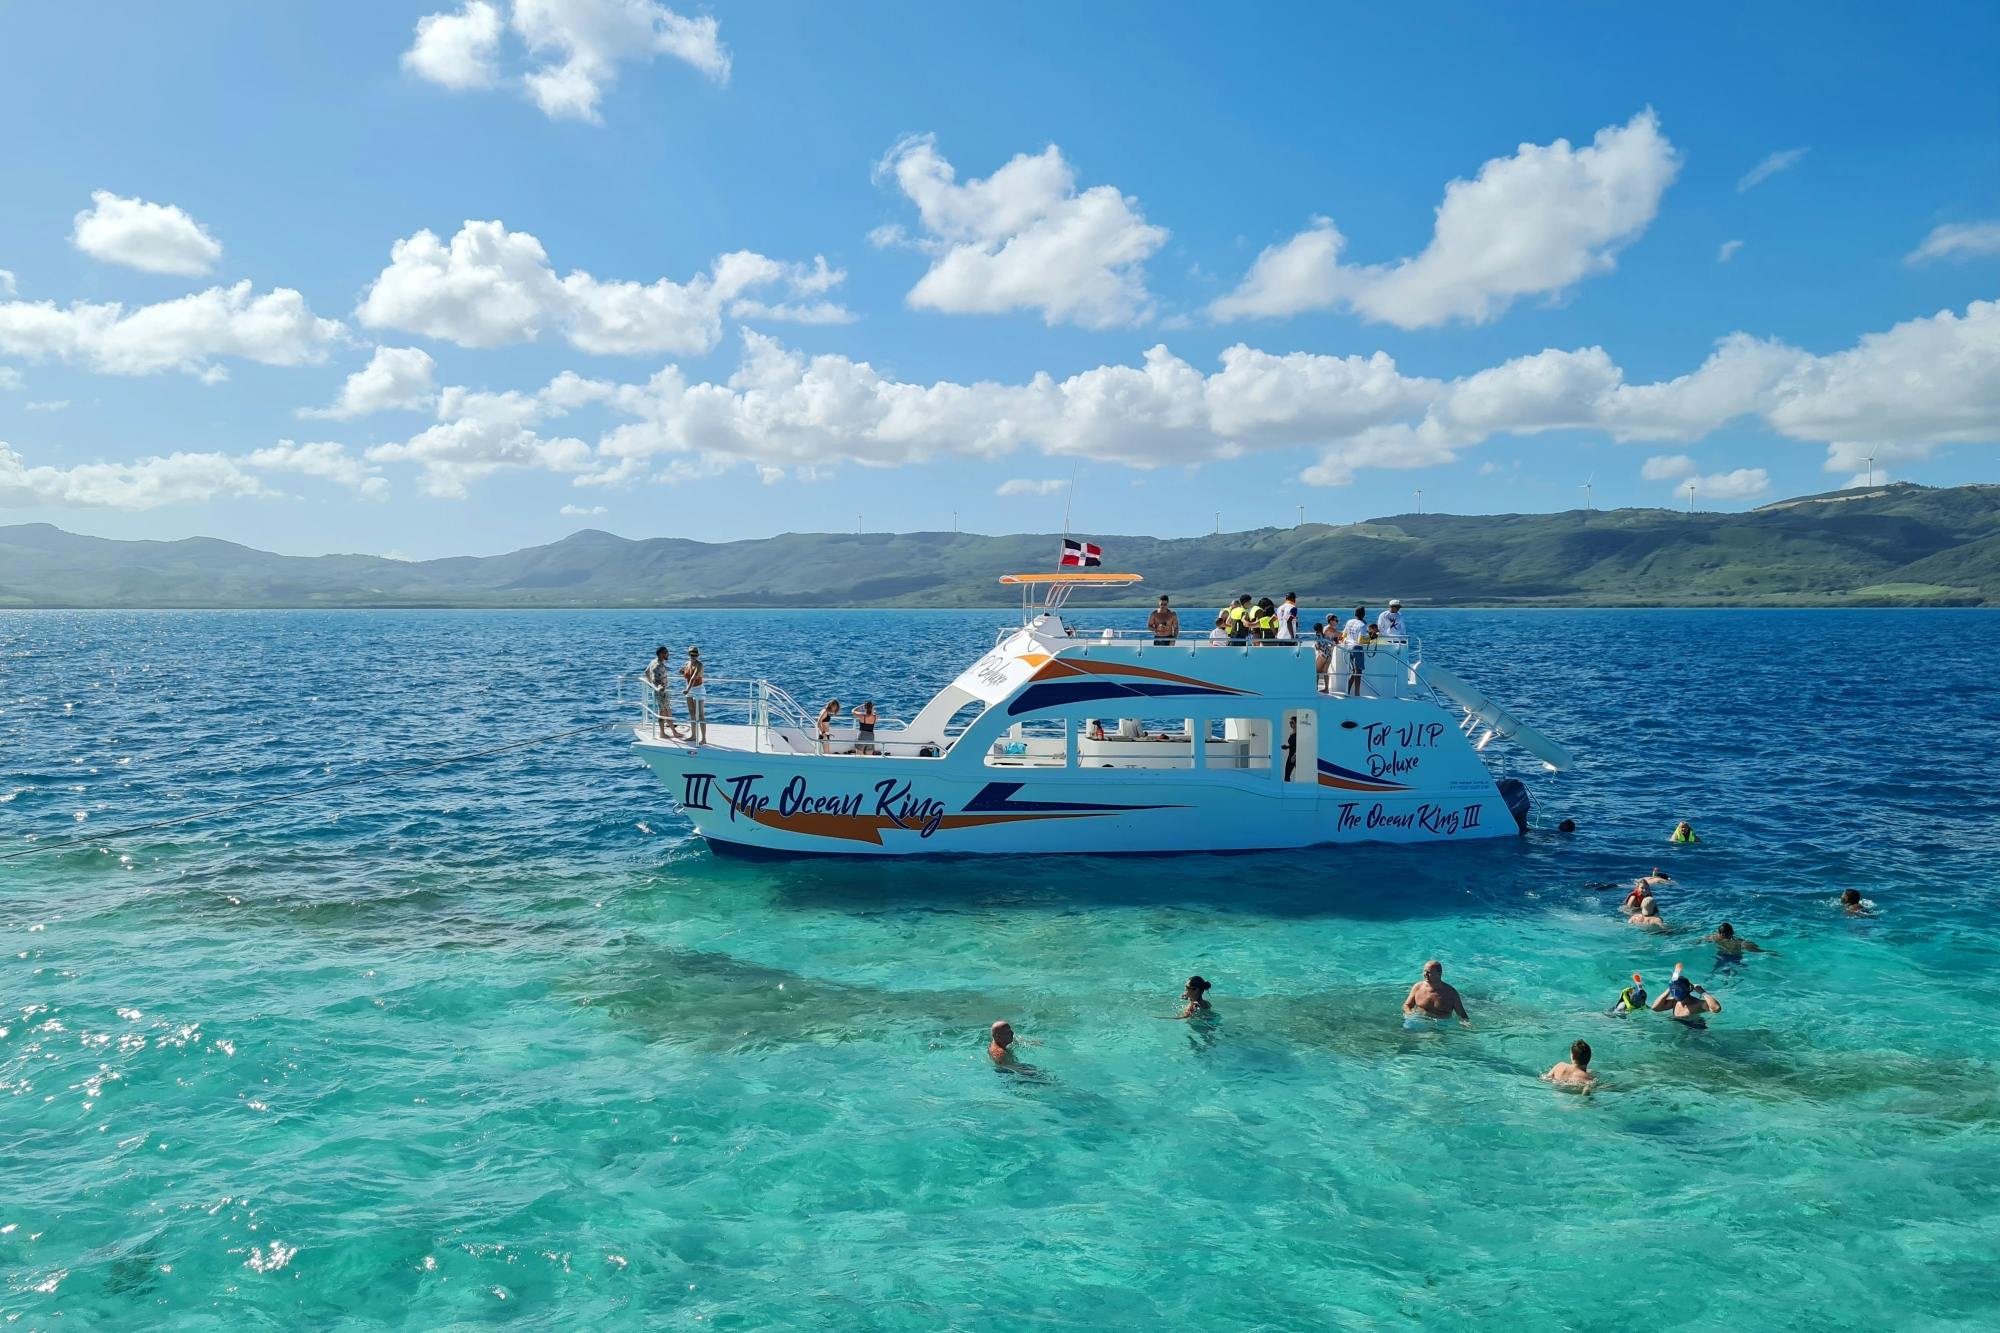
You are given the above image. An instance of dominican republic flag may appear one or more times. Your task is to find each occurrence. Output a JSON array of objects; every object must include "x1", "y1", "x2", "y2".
[{"x1": 1060, "y1": 538, "x2": 1103, "y2": 567}]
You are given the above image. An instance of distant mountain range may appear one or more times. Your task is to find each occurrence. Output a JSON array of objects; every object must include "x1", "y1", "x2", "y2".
[{"x1": 4, "y1": 483, "x2": 1997, "y2": 609}]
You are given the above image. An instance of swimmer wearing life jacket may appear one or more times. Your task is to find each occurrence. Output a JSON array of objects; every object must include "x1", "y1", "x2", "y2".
[
  {"x1": 1649, "y1": 964, "x2": 1721, "y2": 1025},
  {"x1": 1618, "y1": 869, "x2": 1672, "y2": 912},
  {"x1": 1608, "y1": 972, "x2": 1648, "y2": 1015},
  {"x1": 1670, "y1": 820, "x2": 1699, "y2": 844}
]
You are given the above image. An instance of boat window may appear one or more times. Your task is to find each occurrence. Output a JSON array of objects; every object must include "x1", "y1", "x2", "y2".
[
  {"x1": 985, "y1": 717, "x2": 1070, "y2": 768},
  {"x1": 1077, "y1": 716, "x2": 1196, "y2": 770},
  {"x1": 1199, "y1": 716, "x2": 1272, "y2": 771}
]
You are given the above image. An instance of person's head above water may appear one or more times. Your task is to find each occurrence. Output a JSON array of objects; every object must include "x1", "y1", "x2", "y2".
[
  {"x1": 1842, "y1": 888, "x2": 1863, "y2": 906},
  {"x1": 990, "y1": 1020, "x2": 1014, "y2": 1048},
  {"x1": 1570, "y1": 1040, "x2": 1592, "y2": 1069},
  {"x1": 1423, "y1": 959, "x2": 1443, "y2": 981},
  {"x1": 1183, "y1": 975, "x2": 1211, "y2": 1000},
  {"x1": 1717, "y1": 922, "x2": 1736, "y2": 939},
  {"x1": 1639, "y1": 896, "x2": 1658, "y2": 916},
  {"x1": 1558, "y1": 818, "x2": 1577, "y2": 833}
]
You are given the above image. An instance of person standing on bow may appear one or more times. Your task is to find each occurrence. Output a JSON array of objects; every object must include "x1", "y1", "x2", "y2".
[{"x1": 680, "y1": 646, "x2": 708, "y2": 745}]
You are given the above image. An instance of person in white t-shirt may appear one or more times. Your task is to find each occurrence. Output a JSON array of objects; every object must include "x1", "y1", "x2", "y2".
[
  {"x1": 1276, "y1": 592, "x2": 1299, "y2": 642},
  {"x1": 1375, "y1": 598, "x2": 1406, "y2": 641},
  {"x1": 1341, "y1": 606, "x2": 1370, "y2": 696}
]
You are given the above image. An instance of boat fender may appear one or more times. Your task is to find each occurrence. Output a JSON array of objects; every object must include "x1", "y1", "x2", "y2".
[{"x1": 1496, "y1": 777, "x2": 1531, "y2": 835}]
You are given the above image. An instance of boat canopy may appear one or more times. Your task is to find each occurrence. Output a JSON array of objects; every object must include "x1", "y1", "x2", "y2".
[{"x1": 996, "y1": 573, "x2": 1144, "y2": 585}]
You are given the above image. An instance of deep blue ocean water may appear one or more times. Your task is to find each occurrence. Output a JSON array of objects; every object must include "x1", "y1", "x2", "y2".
[{"x1": 3, "y1": 607, "x2": 1998, "y2": 1329}]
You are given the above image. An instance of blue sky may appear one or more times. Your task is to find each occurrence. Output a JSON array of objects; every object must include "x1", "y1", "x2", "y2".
[{"x1": 1, "y1": 1, "x2": 1995, "y2": 557}]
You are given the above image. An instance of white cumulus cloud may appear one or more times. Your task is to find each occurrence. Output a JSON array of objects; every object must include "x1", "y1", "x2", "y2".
[
  {"x1": 1737, "y1": 147, "x2": 1809, "y2": 193},
  {"x1": 875, "y1": 135, "x2": 1168, "y2": 329},
  {"x1": 996, "y1": 478, "x2": 1066, "y2": 497},
  {"x1": 0, "y1": 366, "x2": 19, "y2": 391},
  {"x1": 1641, "y1": 454, "x2": 1699, "y2": 481},
  {"x1": 243, "y1": 440, "x2": 388, "y2": 498},
  {"x1": 1211, "y1": 110, "x2": 1679, "y2": 329},
  {"x1": 0, "y1": 282, "x2": 344, "y2": 378},
  {"x1": 1684, "y1": 468, "x2": 1771, "y2": 501},
  {"x1": 355, "y1": 220, "x2": 842, "y2": 355},
  {"x1": 403, "y1": 0, "x2": 728, "y2": 123},
  {"x1": 1905, "y1": 221, "x2": 2000, "y2": 265},
  {"x1": 301, "y1": 346, "x2": 438, "y2": 419},
  {"x1": 0, "y1": 443, "x2": 268, "y2": 509},
  {"x1": 71, "y1": 191, "x2": 224, "y2": 276},
  {"x1": 1718, "y1": 239, "x2": 1744, "y2": 263},
  {"x1": 559, "y1": 502, "x2": 607, "y2": 515},
  {"x1": 358, "y1": 298, "x2": 1999, "y2": 501},
  {"x1": 403, "y1": 1, "x2": 504, "y2": 89}
]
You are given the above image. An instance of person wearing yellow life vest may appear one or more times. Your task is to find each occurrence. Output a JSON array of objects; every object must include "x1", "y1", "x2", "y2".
[
  {"x1": 1222, "y1": 595, "x2": 1252, "y2": 646},
  {"x1": 1252, "y1": 597, "x2": 1279, "y2": 643}
]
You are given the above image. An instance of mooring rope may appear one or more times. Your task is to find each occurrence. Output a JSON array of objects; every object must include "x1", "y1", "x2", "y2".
[{"x1": 0, "y1": 719, "x2": 629, "y2": 862}]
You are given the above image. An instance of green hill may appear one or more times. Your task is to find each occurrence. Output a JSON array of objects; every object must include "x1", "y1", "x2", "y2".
[{"x1": 3, "y1": 483, "x2": 1996, "y2": 609}]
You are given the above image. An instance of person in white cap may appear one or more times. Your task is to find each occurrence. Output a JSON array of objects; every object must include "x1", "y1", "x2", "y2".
[{"x1": 1375, "y1": 599, "x2": 1407, "y2": 641}]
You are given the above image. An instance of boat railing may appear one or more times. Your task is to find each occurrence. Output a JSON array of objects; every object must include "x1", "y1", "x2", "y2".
[{"x1": 626, "y1": 673, "x2": 934, "y2": 756}]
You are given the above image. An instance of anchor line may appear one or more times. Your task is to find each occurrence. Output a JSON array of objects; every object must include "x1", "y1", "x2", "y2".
[{"x1": 0, "y1": 719, "x2": 627, "y2": 862}]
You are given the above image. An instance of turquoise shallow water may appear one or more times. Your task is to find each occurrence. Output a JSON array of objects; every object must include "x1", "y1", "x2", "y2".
[{"x1": 3, "y1": 608, "x2": 1998, "y2": 1329}]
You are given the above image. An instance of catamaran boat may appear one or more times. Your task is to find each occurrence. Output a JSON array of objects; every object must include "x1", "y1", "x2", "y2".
[{"x1": 631, "y1": 572, "x2": 1572, "y2": 856}]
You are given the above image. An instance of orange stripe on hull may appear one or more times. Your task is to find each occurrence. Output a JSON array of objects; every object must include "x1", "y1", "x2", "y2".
[{"x1": 1024, "y1": 657, "x2": 1249, "y2": 693}]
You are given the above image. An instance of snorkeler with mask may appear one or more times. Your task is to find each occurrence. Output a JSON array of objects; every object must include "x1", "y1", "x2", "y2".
[{"x1": 1649, "y1": 964, "x2": 1722, "y2": 1027}]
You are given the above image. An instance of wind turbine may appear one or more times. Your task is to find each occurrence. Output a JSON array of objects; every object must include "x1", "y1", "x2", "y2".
[
  {"x1": 1581, "y1": 472, "x2": 1594, "y2": 513},
  {"x1": 1685, "y1": 482, "x2": 1697, "y2": 514},
  {"x1": 1296, "y1": 504, "x2": 1304, "y2": 527},
  {"x1": 1414, "y1": 488, "x2": 1424, "y2": 515},
  {"x1": 1865, "y1": 451, "x2": 1876, "y2": 488}
]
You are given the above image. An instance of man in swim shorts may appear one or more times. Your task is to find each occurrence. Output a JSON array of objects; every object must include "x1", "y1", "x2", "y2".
[
  {"x1": 1651, "y1": 974, "x2": 1721, "y2": 1024},
  {"x1": 1403, "y1": 959, "x2": 1470, "y2": 1024},
  {"x1": 1541, "y1": 1040, "x2": 1596, "y2": 1089}
]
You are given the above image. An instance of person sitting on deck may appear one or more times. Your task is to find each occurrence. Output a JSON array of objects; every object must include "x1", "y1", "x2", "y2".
[{"x1": 851, "y1": 700, "x2": 879, "y2": 755}]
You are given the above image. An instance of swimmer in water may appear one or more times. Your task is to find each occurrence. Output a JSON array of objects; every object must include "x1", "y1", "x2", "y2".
[
  {"x1": 1840, "y1": 888, "x2": 1873, "y2": 917},
  {"x1": 1650, "y1": 970, "x2": 1721, "y2": 1025},
  {"x1": 1618, "y1": 869, "x2": 1671, "y2": 912},
  {"x1": 1607, "y1": 973, "x2": 1648, "y2": 1016},
  {"x1": 1172, "y1": 975, "x2": 1214, "y2": 1020},
  {"x1": 1541, "y1": 1039, "x2": 1596, "y2": 1090},
  {"x1": 1671, "y1": 820, "x2": 1699, "y2": 844},
  {"x1": 1627, "y1": 895, "x2": 1667, "y2": 930},
  {"x1": 988, "y1": 1020, "x2": 1018, "y2": 1066},
  {"x1": 1703, "y1": 922, "x2": 1769, "y2": 959},
  {"x1": 1402, "y1": 959, "x2": 1471, "y2": 1025}
]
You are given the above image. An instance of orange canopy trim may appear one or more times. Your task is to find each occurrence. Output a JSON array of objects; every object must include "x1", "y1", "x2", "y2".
[{"x1": 997, "y1": 572, "x2": 1144, "y2": 585}]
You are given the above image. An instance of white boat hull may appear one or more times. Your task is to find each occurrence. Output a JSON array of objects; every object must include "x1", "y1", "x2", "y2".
[{"x1": 634, "y1": 696, "x2": 1527, "y2": 856}]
